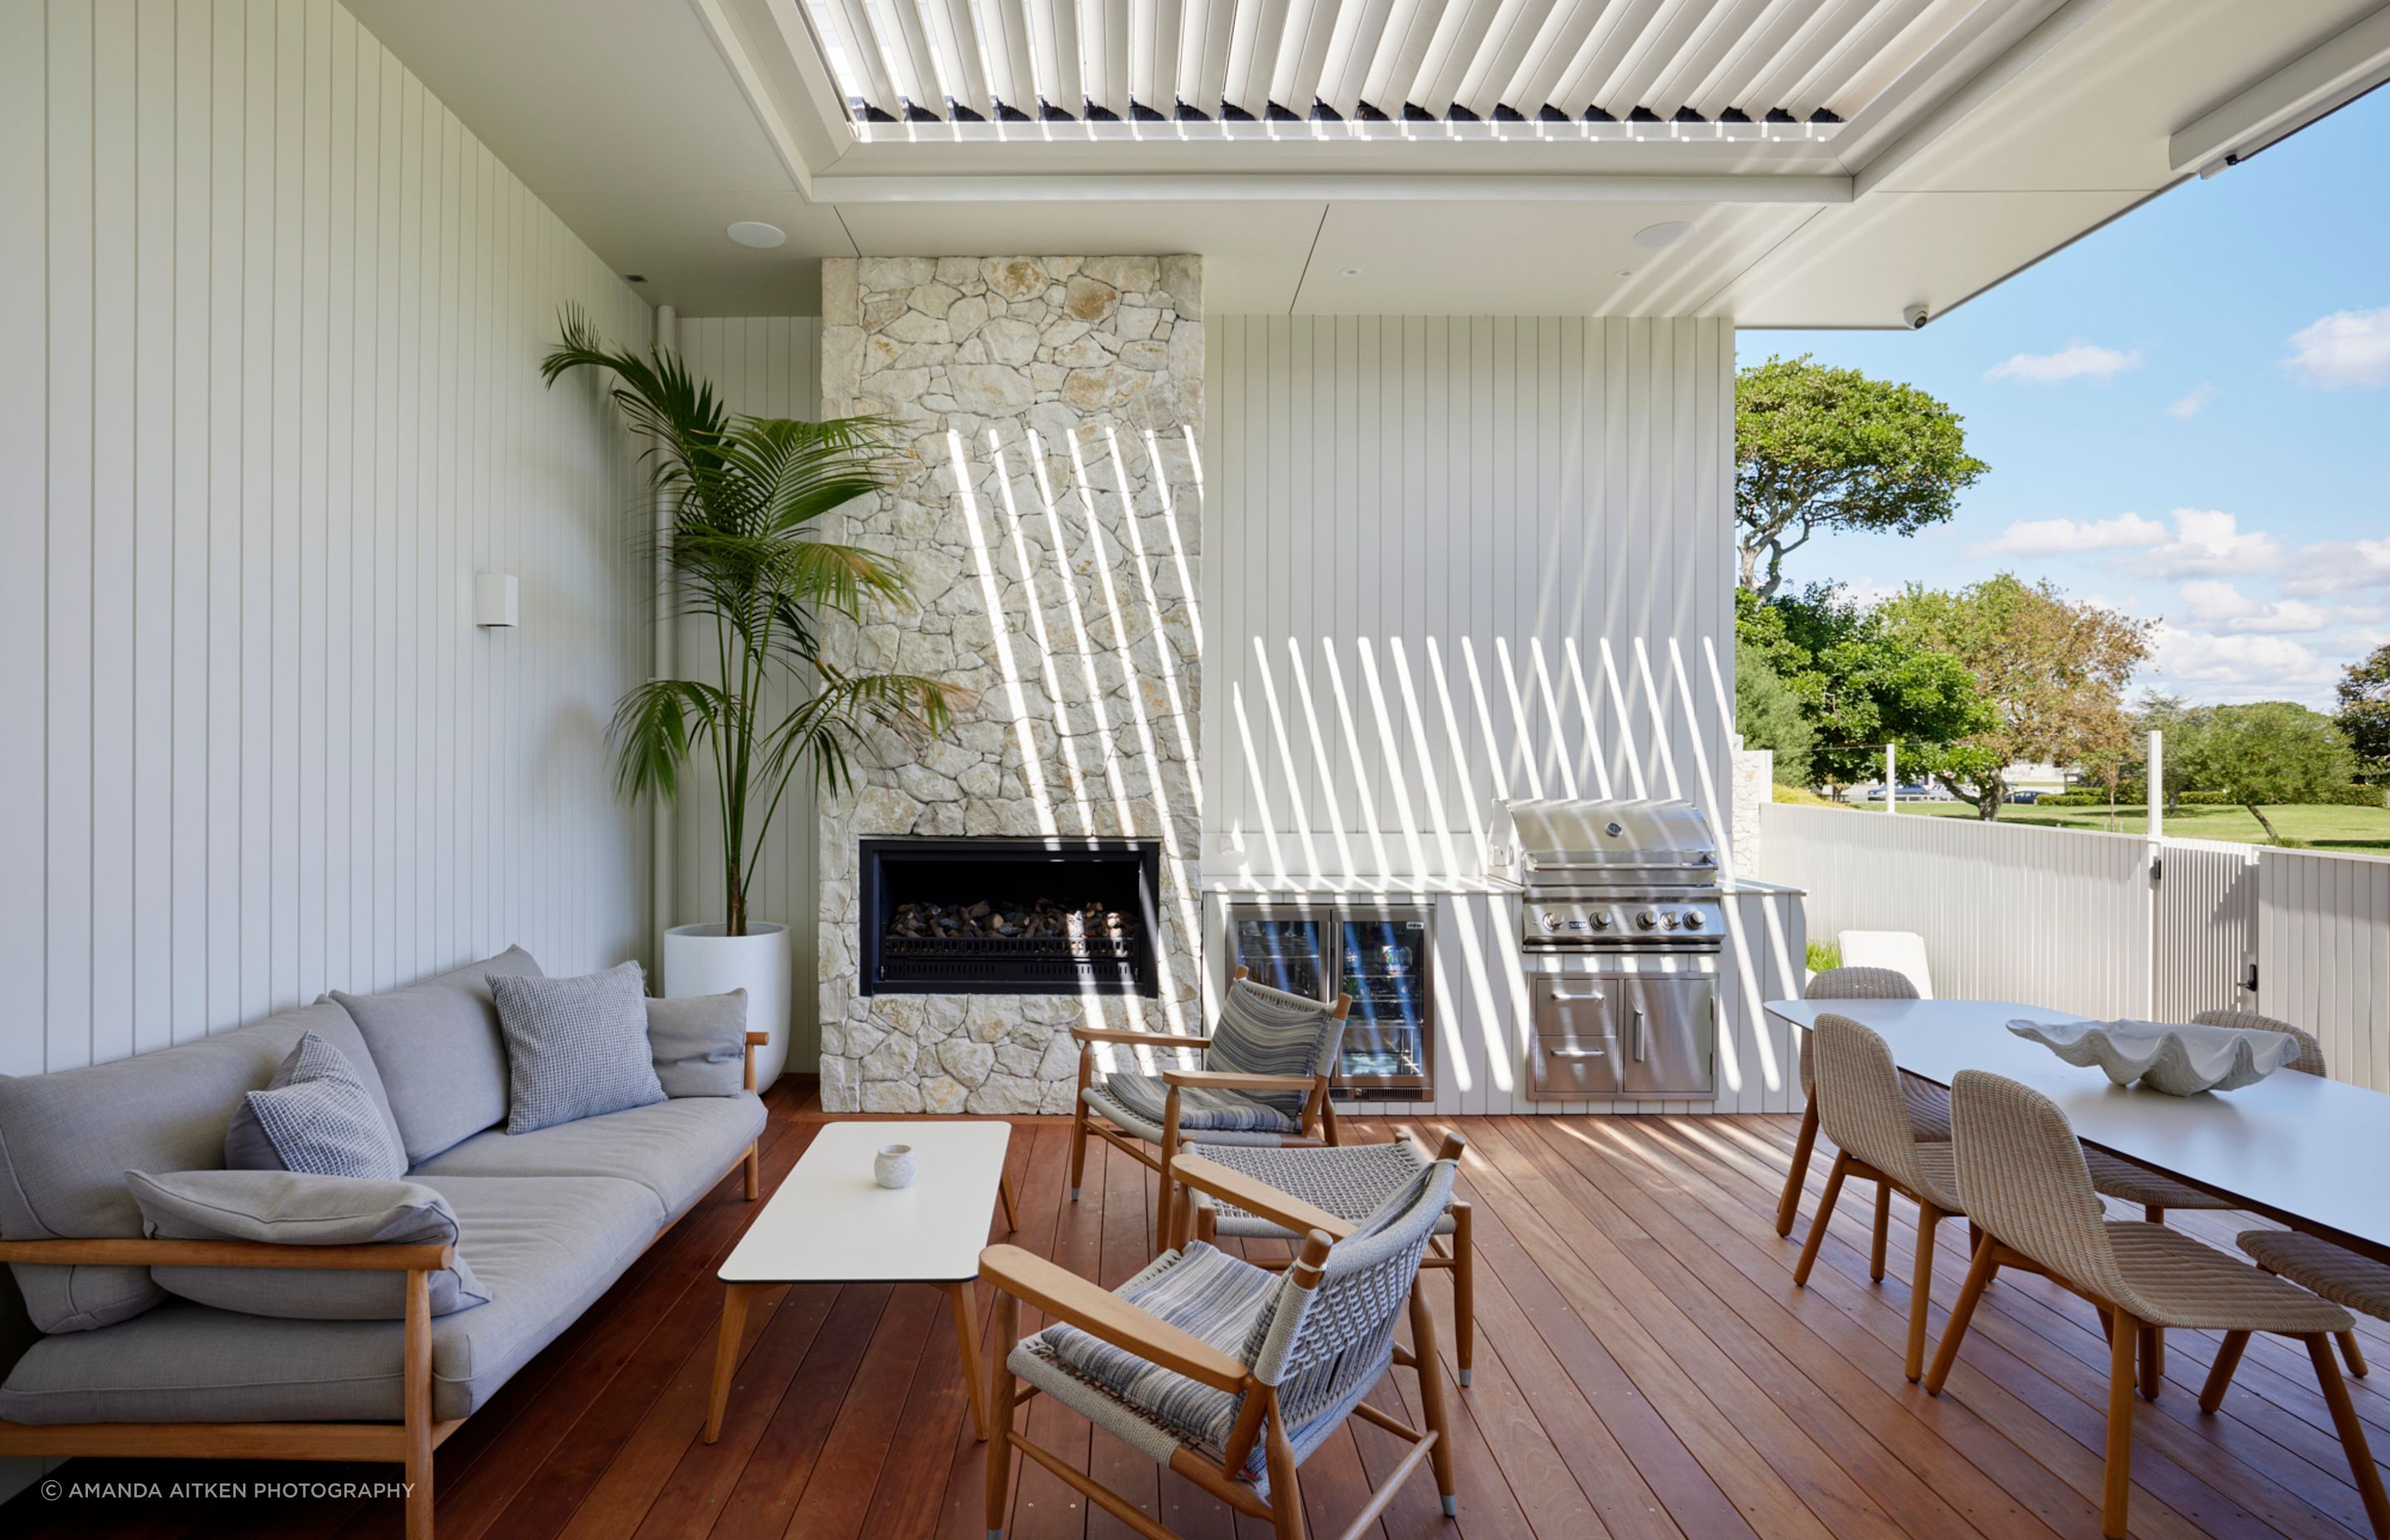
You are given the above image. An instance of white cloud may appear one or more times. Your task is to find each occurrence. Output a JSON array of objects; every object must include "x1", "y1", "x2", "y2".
[
  {"x1": 2141, "y1": 626, "x2": 2339, "y2": 705},
  {"x1": 1985, "y1": 340, "x2": 2144, "y2": 383},
  {"x1": 2119, "y1": 509, "x2": 2281, "y2": 578},
  {"x1": 2280, "y1": 536, "x2": 2390, "y2": 596},
  {"x1": 1965, "y1": 511, "x2": 2166, "y2": 558},
  {"x1": 2282, "y1": 305, "x2": 2390, "y2": 388},
  {"x1": 2165, "y1": 382, "x2": 2217, "y2": 418},
  {"x1": 2174, "y1": 579, "x2": 2330, "y2": 634}
]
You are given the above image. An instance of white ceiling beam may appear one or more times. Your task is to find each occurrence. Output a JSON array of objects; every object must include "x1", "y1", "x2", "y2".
[
  {"x1": 812, "y1": 169, "x2": 1854, "y2": 198},
  {"x1": 689, "y1": 0, "x2": 822, "y2": 191},
  {"x1": 2171, "y1": 1, "x2": 2390, "y2": 174}
]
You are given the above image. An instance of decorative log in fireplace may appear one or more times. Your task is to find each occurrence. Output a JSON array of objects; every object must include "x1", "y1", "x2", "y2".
[{"x1": 858, "y1": 837, "x2": 1161, "y2": 996}]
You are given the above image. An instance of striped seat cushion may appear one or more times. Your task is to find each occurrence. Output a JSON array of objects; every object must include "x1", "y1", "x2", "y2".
[
  {"x1": 1101, "y1": 1073, "x2": 1300, "y2": 1136},
  {"x1": 1035, "y1": 1242, "x2": 1273, "y2": 1458},
  {"x1": 1206, "y1": 980, "x2": 1344, "y2": 1120}
]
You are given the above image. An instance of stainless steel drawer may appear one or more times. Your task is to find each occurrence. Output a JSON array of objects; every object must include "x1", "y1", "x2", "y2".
[
  {"x1": 1526, "y1": 972, "x2": 1714, "y2": 1099},
  {"x1": 1528, "y1": 1032, "x2": 1621, "y2": 1099}
]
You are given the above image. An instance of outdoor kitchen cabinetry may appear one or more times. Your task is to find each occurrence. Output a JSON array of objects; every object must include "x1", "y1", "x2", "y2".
[{"x1": 1222, "y1": 900, "x2": 1433, "y2": 1101}]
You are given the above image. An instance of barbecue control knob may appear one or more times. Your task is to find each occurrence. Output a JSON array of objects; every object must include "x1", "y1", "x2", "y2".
[
  {"x1": 1539, "y1": 912, "x2": 1563, "y2": 933},
  {"x1": 1681, "y1": 911, "x2": 1706, "y2": 931},
  {"x1": 1591, "y1": 911, "x2": 1613, "y2": 929},
  {"x1": 1636, "y1": 909, "x2": 1660, "y2": 930}
]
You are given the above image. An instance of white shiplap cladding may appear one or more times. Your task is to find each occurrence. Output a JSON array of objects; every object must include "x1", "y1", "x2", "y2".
[
  {"x1": 2261, "y1": 848, "x2": 2390, "y2": 1094},
  {"x1": 666, "y1": 316, "x2": 827, "y2": 1068},
  {"x1": 0, "y1": 0, "x2": 654, "y2": 1079},
  {"x1": 1202, "y1": 314, "x2": 1738, "y2": 882}
]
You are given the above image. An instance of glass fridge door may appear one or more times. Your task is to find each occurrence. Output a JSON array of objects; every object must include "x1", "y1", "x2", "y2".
[
  {"x1": 1334, "y1": 909, "x2": 1432, "y2": 1091},
  {"x1": 1227, "y1": 905, "x2": 1329, "y2": 1001}
]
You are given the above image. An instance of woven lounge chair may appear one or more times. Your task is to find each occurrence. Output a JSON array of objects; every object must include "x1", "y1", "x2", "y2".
[
  {"x1": 1774, "y1": 966, "x2": 1941, "y2": 1240},
  {"x1": 1171, "y1": 1132, "x2": 1475, "y2": 1386},
  {"x1": 980, "y1": 1140, "x2": 1462, "y2": 1540},
  {"x1": 1924, "y1": 1069, "x2": 2388, "y2": 1540},
  {"x1": 1071, "y1": 968, "x2": 1351, "y2": 1246},
  {"x1": 1794, "y1": 1013, "x2": 1970, "y2": 1381}
]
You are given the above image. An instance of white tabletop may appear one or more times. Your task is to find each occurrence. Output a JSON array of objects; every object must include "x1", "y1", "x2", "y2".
[
  {"x1": 719, "y1": 1121, "x2": 1012, "y2": 1285},
  {"x1": 1767, "y1": 997, "x2": 2390, "y2": 1262}
]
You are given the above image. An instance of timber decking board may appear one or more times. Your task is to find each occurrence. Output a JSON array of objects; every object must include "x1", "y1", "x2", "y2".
[{"x1": 7, "y1": 1086, "x2": 2388, "y2": 1540}]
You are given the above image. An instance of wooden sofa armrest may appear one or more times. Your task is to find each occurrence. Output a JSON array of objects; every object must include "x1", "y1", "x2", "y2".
[
  {"x1": 978, "y1": 1243, "x2": 1252, "y2": 1393},
  {"x1": 1168, "y1": 1154, "x2": 1355, "y2": 1243},
  {"x1": 1160, "y1": 1068, "x2": 1316, "y2": 1093},
  {"x1": 744, "y1": 1030, "x2": 769, "y2": 1092},
  {"x1": 1071, "y1": 1026, "x2": 1211, "y2": 1049},
  {"x1": 0, "y1": 1236, "x2": 456, "y2": 1271}
]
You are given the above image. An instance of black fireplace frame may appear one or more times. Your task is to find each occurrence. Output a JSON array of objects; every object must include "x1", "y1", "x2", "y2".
[{"x1": 857, "y1": 836, "x2": 1163, "y2": 997}]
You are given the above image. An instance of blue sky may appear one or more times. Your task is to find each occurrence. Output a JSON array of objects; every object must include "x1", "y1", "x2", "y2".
[{"x1": 1743, "y1": 87, "x2": 2389, "y2": 711}]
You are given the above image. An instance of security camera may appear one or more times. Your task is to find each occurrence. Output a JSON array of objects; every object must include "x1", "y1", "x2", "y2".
[{"x1": 1902, "y1": 303, "x2": 1930, "y2": 330}]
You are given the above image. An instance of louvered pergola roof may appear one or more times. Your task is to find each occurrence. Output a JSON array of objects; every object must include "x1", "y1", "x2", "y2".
[{"x1": 798, "y1": 0, "x2": 1998, "y2": 139}]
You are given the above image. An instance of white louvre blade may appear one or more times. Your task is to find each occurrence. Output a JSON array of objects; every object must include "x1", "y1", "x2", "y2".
[
  {"x1": 1597, "y1": 0, "x2": 1715, "y2": 113},
  {"x1": 1502, "y1": 0, "x2": 1611, "y2": 122},
  {"x1": 1736, "y1": 0, "x2": 1871, "y2": 115},
  {"x1": 972, "y1": 0, "x2": 1039, "y2": 112},
  {"x1": 1549, "y1": 0, "x2": 1658, "y2": 116},
  {"x1": 1031, "y1": 0, "x2": 1085, "y2": 110},
  {"x1": 1180, "y1": 0, "x2": 1236, "y2": 110},
  {"x1": 1318, "y1": 0, "x2": 1403, "y2": 118},
  {"x1": 878, "y1": 0, "x2": 951, "y2": 113},
  {"x1": 1411, "y1": 0, "x2": 1514, "y2": 117},
  {"x1": 1223, "y1": 0, "x2": 1294, "y2": 115},
  {"x1": 1270, "y1": 0, "x2": 1343, "y2": 117},
  {"x1": 1642, "y1": 0, "x2": 1773, "y2": 118},
  {"x1": 926, "y1": 0, "x2": 996, "y2": 115},
  {"x1": 1132, "y1": 0, "x2": 1183, "y2": 112},
  {"x1": 1356, "y1": 0, "x2": 1446, "y2": 115},
  {"x1": 1455, "y1": 0, "x2": 1563, "y2": 120},
  {"x1": 1795, "y1": 0, "x2": 1939, "y2": 119},
  {"x1": 1082, "y1": 0, "x2": 1132, "y2": 115},
  {"x1": 1685, "y1": 0, "x2": 1825, "y2": 117},
  {"x1": 826, "y1": 0, "x2": 903, "y2": 115}
]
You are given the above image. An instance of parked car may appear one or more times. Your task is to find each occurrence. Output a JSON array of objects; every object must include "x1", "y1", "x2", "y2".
[{"x1": 2007, "y1": 790, "x2": 2044, "y2": 804}]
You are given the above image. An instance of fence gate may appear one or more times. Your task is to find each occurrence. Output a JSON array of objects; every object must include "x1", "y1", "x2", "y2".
[{"x1": 2152, "y1": 839, "x2": 2259, "y2": 1021}]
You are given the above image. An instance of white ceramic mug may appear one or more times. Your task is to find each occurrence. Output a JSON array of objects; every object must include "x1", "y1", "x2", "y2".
[{"x1": 874, "y1": 1143, "x2": 917, "y2": 1190}]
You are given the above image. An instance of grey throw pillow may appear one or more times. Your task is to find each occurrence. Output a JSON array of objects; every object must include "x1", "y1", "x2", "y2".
[
  {"x1": 647, "y1": 990, "x2": 749, "y2": 1098},
  {"x1": 129, "y1": 1168, "x2": 489, "y2": 1318},
  {"x1": 224, "y1": 1032, "x2": 409, "y2": 1181},
  {"x1": 491, "y1": 962, "x2": 668, "y2": 1133}
]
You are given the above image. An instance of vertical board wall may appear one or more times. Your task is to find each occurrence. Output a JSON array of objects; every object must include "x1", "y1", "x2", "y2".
[
  {"x1": 668, "y1": 316, "x2": 826, "y2": 1068},
  {"x1": 0, "y1": 0, "x2": 655, "y2": 1084},
  {"x1": 1202, "y1": 315, "x2": 1739, "y2": 881}
]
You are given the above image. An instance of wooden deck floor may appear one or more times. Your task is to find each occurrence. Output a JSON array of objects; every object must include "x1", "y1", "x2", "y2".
[{"x1": 12, "y1": 1082, "x2": 2390, "y2": 1540}]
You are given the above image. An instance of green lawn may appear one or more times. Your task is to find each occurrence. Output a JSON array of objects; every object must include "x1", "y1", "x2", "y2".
[{"x1": 1825, "y1": 796, "x2": 2390, "y2": 855}]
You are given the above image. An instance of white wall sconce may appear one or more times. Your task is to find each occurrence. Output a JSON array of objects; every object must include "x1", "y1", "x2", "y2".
[{"x1": 474, "y1": 573, "x2": 519, "y2": 628}]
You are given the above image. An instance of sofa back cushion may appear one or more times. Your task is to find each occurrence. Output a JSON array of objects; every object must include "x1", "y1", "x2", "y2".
[
  {"x1": 646, "y1": 990, "x2": 749, "y2": 1098},
  {"x1": 0, "y1": 997, "x2": 385, "y2": 1333},
  {"x1": 336, "y1": 946, "x2": 543, "y2": 1166}
]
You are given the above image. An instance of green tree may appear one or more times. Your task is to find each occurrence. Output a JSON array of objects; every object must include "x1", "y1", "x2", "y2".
[
  {"x1": 2167, "y1": 700, "x2": 2357, "y2": 844},
  {"x1": 1734, "y1": 356, "x2": 1989, "y2": 597},
  {"x1": 1735, "y1": 636, "x2": 1813, "y2": 787},
  {"x1": 1876, "y1": 575, "x2": 2150, "y2": 820},
  {"x1": 2339, "y1": 642, "x2": 2390, "y2": 782}
]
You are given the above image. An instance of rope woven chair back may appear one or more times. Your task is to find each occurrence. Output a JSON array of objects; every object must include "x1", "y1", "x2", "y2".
[
  {"x1": 1207, "y1": 977, "x2": 1349, "y2": 1121},
  {"x1": 1949, "y1": 1070, "x2": 2134, "y2": 1305},
  {"x1": 1798, "y1": 967, "x2": 1922, "y2": 1091},
  {"x1": 1812, "y1": 1013, "x2": 1924, "y2": 1194},
  {"x1": 2192, "y1": 1008, "x2": 2326, "y2": 1077},
  {"x1": 1244, "y1": 1157, "x2": 1457, "y2": 1431}
]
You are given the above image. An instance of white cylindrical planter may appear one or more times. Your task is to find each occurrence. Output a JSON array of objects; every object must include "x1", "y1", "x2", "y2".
[{"x1": 665, "y1": 922, "x2": 793, "y2": 1088}]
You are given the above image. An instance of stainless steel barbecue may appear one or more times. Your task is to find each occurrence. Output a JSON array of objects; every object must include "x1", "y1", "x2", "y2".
[{"x1": 1492, "y1": 797, "x2": 1722, "y2": 1101}]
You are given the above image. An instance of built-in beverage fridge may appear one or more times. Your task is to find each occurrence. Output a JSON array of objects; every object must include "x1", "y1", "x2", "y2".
[{"x1": 1224, "y1": 900, "x2": 1434, "y2": 1101}]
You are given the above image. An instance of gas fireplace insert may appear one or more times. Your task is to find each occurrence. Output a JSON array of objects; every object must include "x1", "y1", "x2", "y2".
[{"x1": 857, "y1": 836, "x2": 1161, "y2": 996}]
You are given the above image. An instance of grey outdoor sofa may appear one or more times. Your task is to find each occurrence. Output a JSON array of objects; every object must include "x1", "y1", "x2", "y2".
[{"x1": 0, "y1": 947, "x2": 768, "y2": 1540}]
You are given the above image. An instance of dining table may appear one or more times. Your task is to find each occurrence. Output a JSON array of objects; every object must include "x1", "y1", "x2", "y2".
[{"x1": 1765, "y1": 997, "x2": 2390, "y2": 1265}]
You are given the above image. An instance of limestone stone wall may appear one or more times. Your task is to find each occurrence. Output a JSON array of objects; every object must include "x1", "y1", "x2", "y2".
[{"x1": 816, "y1": 256, "x2": 1205, "y2": 1114}]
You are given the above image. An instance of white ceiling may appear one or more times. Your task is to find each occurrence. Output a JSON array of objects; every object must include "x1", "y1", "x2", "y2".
[{"x1": 345, "y1": 0, "x2": 2390, "y2": 323}]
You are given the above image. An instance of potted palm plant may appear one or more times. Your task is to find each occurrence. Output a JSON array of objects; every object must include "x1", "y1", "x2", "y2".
[{"x1": 544, "y1": 313, "x2": 957, "y2": 1086}]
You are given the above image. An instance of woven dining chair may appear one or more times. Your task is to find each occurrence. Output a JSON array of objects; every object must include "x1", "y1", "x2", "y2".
[
  {"x1": 1071, "y1": 967, "x2": 1352, "y2": 1246},
  {"x1": 980, "y1": 1144, "x2": 1462, "y2": 1540},
  {"x1": 1793, "y1": 1013, "x2": 1969, "y2": 1380},
  {"x1": 1169, "y1": 1131, "x2": 1475, "y2": 1386},
  {"x1": 1924, "y1": 1070, "x2": 2389, "y2": 1540},
  {"x1": 1773, "y1": 967, "x2": 1940, "y2": 1241}
]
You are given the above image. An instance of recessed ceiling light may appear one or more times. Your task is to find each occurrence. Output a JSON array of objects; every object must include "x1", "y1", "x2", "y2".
[
  {"x1": 1632, "y1": 221, "x2": 1693, "y2": 249},
  {"x1": 1615, "y1": 269, "x2": 1634, "y2": 278},
  {"x1": 727, "y1": 221, "x2": 787, "y2": 249},
  {"x1": 622, "y1": 274, "x2": 647, "y2": 284},
  {"x1": 1341, "y1": 266, "x2": 1362, "y2": 276}
]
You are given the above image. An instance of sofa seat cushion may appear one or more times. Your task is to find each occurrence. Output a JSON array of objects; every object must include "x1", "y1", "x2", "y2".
[
  {"x1": 0, "y1": 997, "x2": 393, "y2": 1335},
  {"x1": 0, "y1": 1174, "x2": 662, "y2": 1425},
  {"x1": 337, "y1": 946, "x2": 544, "y2": 1167},
  {"x1": 410, "y1": 1094, "x2": 765, "y2": 1220}
]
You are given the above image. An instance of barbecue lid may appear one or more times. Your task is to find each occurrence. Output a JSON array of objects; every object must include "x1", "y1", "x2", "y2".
[{"x1": 1489, "y1": 798, "x2": 1719, "y2": 880}]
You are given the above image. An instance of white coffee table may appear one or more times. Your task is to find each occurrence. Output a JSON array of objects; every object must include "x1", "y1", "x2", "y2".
[{"x1": 705, "y1": 1120, "x2": 1018, "y2": 1443}]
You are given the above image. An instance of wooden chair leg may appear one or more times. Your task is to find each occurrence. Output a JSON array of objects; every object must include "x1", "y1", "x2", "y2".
[
  {"x1": 743, "y1": 1140, "x2": 761, "y2": 1201},
  {"x1": 403, "y1": 1269, "x2": 434, "y2": 1540},
  {"x1": 2307, "y1": 1331, "x2": 2390, "y2": 1540},
  {"x1": 1263, "y1": 1390, "x2": 1308, "y2": 1540},
  {"x1": 1869, "y1": 1178, "x2": 1891, "y2": 1282},
  {"x1": 2144, "y1": 1205, "x2": 2165, "y2": 1225},
  {"x1": 1792, "y1": 1150, "x2": 1851, "y2": 1288},
  {"x1": 2200, "y1": 1329, "x2": 2250, "y2": 1414},
  {"x1": 2103, "y1": 1308, "x2": 2139, "y2": 1540},
  {"x1": 2139, "y1": 1323, "x2": 2163, "y2": 1400},
  {"x1": 1069, "y1": 1099, "x2": 1092, "y2": 1202},
  {"x1": 2341, "y1": 1328, "x2": 2370, "y2": 1378},
  {"x1": 1158, "y1": 1089, "x2": 1183, "y2": 1253},
  {"x1": 1905, "y1": 1204, "x2": 1940, "y2": 1382},
  {"x1": 986, "y1": 1289, "x2": 1021, "y2": 1539},
  {"x1": 1454, "y1": 1201, "x2": 1475, "y2": 1389},
  {"x1": 1924, "y1": 1233, "x2": 2000, "y2": 1396},
  {"x1": 1408, "y1": 1284, "x2": 1459, "y2": 1517},
  {"x1": 1775, "y1": 1099, "x2": 1820, "y2": 1238}
]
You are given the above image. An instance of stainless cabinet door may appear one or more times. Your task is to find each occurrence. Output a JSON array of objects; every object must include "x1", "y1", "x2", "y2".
[{"x1": 1614, "y1": 976, "x2": 1715, "y2": 1097}]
